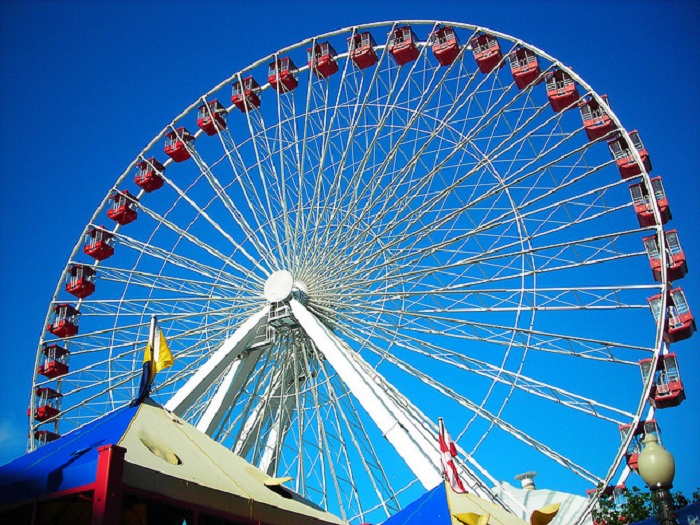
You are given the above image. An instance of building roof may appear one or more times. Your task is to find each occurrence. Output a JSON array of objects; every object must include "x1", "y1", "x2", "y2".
[{"x1": 0, "y1": 399, "x2": 345, "y2": 525}]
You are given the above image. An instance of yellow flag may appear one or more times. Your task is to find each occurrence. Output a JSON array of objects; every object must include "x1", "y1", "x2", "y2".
[
  {"x1": 153, "y1": 327, "x2": 174, "y2": 373},
  {"x1": 143, "y1": 322, "x2": 174, "y2": 384},
  {"x1": 133, "y1": 318, "x2": 174, "y2": 406}
]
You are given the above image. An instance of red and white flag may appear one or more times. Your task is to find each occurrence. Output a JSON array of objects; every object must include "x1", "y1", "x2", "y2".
[{"x1": 438, "y1": 418, "x2": 467, "y2": 493}]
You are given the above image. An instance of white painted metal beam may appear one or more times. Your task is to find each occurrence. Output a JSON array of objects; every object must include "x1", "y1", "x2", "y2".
[
  {"x1": 289, "y1": 298, "x2": 444, "y2": 490},
  {"x1": 165, "y1": 306, "x2": 269, "y2": 415},
  {"x1": 196, "y1": 346, "x2": 265, "y2": 435},
  {"x1": 258, "y1": 389, "x2": 297, "y2": 475},
  {"x1": 232, "y1": 361, "x2": 300, "y2": 475}
]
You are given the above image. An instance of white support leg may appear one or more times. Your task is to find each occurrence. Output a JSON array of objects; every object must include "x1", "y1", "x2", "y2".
[
  {"x1": 165, "y1": 306, "x2": 269, "y2": 415},
  {"x1": 290, "y1": 298, "x2": 444, "y2": 490},
  {"x1": 289, "y1": 298, "x2": 518, "y2": 509},
  {"x1": 196, "y1": 346, "x2": 265, "y2": 436},
  {"x1": 258, "y1": 383, "x2": 297, "y2": 475},
  {"x1": 234, "y1": 369, "x2": 285, "y2": 458},
  {"x1": 233, "y1": 363, "x2": 300, "y2": 474}
]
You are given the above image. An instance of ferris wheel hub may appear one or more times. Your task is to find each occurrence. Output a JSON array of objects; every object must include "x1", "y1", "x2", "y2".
[{"x1": 264, "y1": 270, "x2": 295, "y2": 302}]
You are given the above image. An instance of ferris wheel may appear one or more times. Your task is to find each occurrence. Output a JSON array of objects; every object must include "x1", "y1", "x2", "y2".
[{"x1": 29, "y1": 21, "x2": 694, "y2": 524}]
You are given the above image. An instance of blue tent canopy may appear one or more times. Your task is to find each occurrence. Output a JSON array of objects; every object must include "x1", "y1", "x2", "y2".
[
  {"x1": 0, "y1": 404, "x2": 139, "y2": 506},
  {"x1": 381, "y1": 483, "x2": 451, "y2": 524}
]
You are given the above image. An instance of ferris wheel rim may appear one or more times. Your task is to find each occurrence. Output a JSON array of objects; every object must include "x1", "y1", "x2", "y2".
[{"x1": 29, "y1": 20, "x2": 676, "y2": 524}]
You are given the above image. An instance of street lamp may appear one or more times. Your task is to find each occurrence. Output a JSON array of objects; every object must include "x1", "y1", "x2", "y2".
[{"x1": 637, "y1": 433, "x2": 678, "y2": 525}]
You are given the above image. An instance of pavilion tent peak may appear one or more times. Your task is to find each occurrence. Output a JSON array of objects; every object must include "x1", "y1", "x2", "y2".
[
  {"x1": 117, "y1": 400, "x2": 347, "y2": 523},
  {"x1": 0, "y1": 399, "x2": 347, "y2": 525}
]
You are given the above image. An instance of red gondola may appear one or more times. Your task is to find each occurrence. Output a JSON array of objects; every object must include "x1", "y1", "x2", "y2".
[
  {"x1": 579, "y1": 94, "x2": 615, "y2": 141},
  {"x1": 30, "y1": 387, "x2": 62, "y2": 422},
  {"x1": 37, "y1": 343, "x2": 69, "y2": 379},
  {"x1": 608, "y1": 131, "x2": 652, "y2": 179},
  {"x1": 65, "y1": 264, "x2": 96, "y2": 299},
  {"x1": 83, "y1": 227, "x2": 115, "y2": 261},
  {"x1": 34, "y1": 429, "x2": 60, "y2": 445},
  {"x1": 308, "y1": 42, "x2": 338, "y2": 78},
  {"x1": 648, "y1": 287, "x2": 696, "y2": 343},
  {"x1": 47, "y1": 303, "x2": 80, "y2": 338},
  {"x1": 509, "y1": 47, "x2": 541, "y2": 89},
  {"x1": 639, "y1": 353, "x2": 686, "y2": 409},
  {"x1": 107, "y1": 190, "x2": 138, "y2": 226},
  {"x1": 643, "y1": 230, "x2": 688, "y2": 282},
  {"x1": 430, "y1": 26, "x2": 460, "y2": 66},
  {"x1": 134, "y1": 158, "x2": 165, "y2": 193},
  {"x1": 232, "y1": 77, "x2": 261, "y2": 112},
  {"x1": 388, "y1": 26, "x2": 420, "y2": 65},
  {"x1": 545, "y1": 69, "x2": 579, "y2": 112},
  {"x1": 618, "y1": 420, "x2": 660, "y2": 472},
  {"x1": 268, "y1": 57, "x2": 299, "y2": 92},
  {"x1": 197, "y1": 100, "x2": 227, "y2": 135},
  {"x1": 629, "y1": 177, "x2": 671, "y2": 227},
  {"x1": 164, "y1": 127, "x2": 194, "y2": 163},
  {"x1": 348, "y1": 32, "x2": 378, "y2": 70},
  {"x1": 469, "y1": 33, "x2": 504, "y2": 74}
]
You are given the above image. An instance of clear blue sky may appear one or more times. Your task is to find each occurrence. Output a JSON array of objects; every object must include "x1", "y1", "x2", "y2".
[{"x1": 0, "y1": 0, "x2": 698, "y2": 501}]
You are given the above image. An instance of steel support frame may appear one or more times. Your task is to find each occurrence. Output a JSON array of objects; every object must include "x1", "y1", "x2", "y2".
[{"x1": 165, "y1": 306, "x2": 269, "y2": 416}]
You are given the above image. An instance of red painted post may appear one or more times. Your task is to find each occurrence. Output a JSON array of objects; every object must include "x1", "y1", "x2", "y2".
[{"x1": 92, "y1": 444, "x2": 126, "y2": 525}]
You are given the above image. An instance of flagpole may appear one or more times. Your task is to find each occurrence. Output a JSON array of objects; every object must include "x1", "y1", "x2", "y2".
[
  {"x1": 131, "y1": 315, "x2": 158, "y2": 407},
  {"x1": 438, "y1": 417, "x2": 468, "y2": 494},
  {"x1": 438, "y1": 416, "x2": 446, "y2": 484},
  {"x1": 149, "y1": 315, "x2": 157, "y2": 359},
  {"x1": 147, "y1": 315, "x2": 157, "y2": 387}
]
